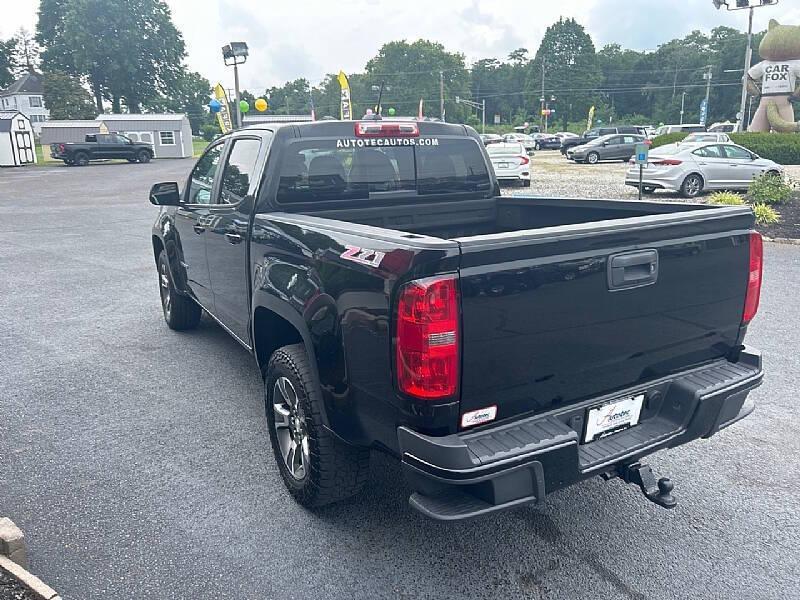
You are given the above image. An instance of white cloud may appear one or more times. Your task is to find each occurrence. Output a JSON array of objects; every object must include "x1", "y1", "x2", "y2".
[{"x1": 4, "y1": 0, "x2": 800, "y2": 94}]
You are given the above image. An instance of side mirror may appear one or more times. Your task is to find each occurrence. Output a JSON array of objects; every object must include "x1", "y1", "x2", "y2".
[
  {"x1": 751, "y1": 153, "x2": 759, "y2": 160},
  {"x1": 602, "y1": 141, "x2": 609, "y2": 146},
  {"x1": 150, "y1": 182, "x2": 181, "y2": 206}
]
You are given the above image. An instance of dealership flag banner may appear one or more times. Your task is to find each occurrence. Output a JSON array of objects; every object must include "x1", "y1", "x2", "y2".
[
  {"x1": 214, "y1": 83, "x2": 233, "y2": 133},
  {"x1": 587, "y1": 105, "x2": 596, "y2": 131},
  {"x1": 338, "y1": 71, "x2": 352, "y2": 120}
]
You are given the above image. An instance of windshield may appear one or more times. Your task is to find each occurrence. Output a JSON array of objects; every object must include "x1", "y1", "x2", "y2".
[
  {"x1": 276, "y1": 137, "x2": 492, "y2": 204},
  {"x1": 488, "y1": 143, "x2": 525, "y2": 155}
]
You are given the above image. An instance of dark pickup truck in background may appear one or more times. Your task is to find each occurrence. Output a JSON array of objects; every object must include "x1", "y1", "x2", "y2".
[
  {"x1": 149, "y1": 119, "x2": 764, "y2": 520},
  {"x1": 51, "y1": 133, "x2": 153, "y2": 166}
]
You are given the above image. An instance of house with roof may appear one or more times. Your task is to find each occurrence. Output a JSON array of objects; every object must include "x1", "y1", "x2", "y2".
[{"x1": 0, "y1": 71, "x2": 50, "y2": 134}]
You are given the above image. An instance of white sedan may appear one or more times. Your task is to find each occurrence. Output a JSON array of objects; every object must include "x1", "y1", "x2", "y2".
[
  {"x1": 625, "y1": 142, "x2": 783, "y2": 198},
  {"x1": 487, "y1": 142, "x2": 531, "y2": 187}
]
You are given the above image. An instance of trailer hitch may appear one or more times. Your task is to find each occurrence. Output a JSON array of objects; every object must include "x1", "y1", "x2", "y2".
[{"x1": 618, "y1": 462, "x2": 677, "y2": 509}]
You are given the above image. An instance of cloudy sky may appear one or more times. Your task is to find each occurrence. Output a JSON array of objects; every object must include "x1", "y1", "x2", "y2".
[{"x1": 4, "y1": 0, "x2": 800, "y2": 93}]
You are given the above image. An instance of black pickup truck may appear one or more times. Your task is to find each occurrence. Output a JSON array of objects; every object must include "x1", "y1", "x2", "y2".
[
  {"x1": 149, "y1": 119, "x2": 764, "y2": 520},
  {"x1": 51, "y1": 133, "x2": 153, "y2": 166}
]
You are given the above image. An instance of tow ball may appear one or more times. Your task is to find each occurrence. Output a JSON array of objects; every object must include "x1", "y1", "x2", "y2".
[{"x1": 617, "y1": 462, "x2": 677, "y2": 509}]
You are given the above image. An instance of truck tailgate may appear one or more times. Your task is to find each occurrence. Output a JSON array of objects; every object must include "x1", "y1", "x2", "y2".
[{"x1": 456, "y1": 208, "x2": 754, "y2": 423}]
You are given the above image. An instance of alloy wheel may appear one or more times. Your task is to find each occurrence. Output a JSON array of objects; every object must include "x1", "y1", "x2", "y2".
[
  {"x1": 272, "y1": 376, "x2": 310, "y2": 480},
  {"x1": 159, "y1": 262, "x2": 171, "y2": 319}
]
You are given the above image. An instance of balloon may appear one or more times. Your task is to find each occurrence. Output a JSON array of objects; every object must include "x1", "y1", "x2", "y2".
[
  {"x1": 209, "y1": 99, "x2": 221, "y2": 113},
  {"x1": 254, "y1": 98, "x2": 268, "y2": 112},
  {"x1": 239, "y1": 100, "x2": 250, "y2": 113},
  {"x1": 387, "y1": 107, "x2": 396, "y2": 116}
]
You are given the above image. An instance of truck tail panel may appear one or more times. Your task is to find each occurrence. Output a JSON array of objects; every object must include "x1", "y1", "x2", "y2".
[{"x1": 456, "y1": 212, "x2": 754, "y2": 426}]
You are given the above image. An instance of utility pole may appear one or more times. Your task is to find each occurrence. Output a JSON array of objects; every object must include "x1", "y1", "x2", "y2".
[
  {"x1": 712, "y1": 1, "x2": 778, "y2": 132},
  {"x1": 738, "y1": 6, "x2": 755, "y2": 132},
  {"x1": 680, "y1": 91, "x2": 687, "y2": 125},
  {"x1": 482, "y1": 99, "x2": 486, "y2": 134},
  {"x1": 700, "y1": 65, "x2": 712, "y2": 125},
  {"x1": 540, "y1": 60, "x2": 546, "y2": 129},
  {"x1": 439, "y1": 71, "x2": 445, "y2": 122}
]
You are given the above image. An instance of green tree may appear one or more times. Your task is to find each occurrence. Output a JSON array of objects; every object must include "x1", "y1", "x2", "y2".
[
  {"x1": 528, "y1": 18, "x2": 602, "y2": 130},
  {"x1": 145, "y1": 70, "x2": 211, "y2": 133},
  {"x1": 37, "y1": 0, "x2": 186, "y2": 113},
  {"x1": 0, "y1": 38, "x2": 18, "y2": 88},
  {"x1": 364, "y1": 40, "x2": 469, "y2": 120},
  {"x1": 42, "y1": 70, "x2": 97, "y2": 119}
]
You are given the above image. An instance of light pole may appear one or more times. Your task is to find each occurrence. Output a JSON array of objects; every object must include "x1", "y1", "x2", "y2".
[
  {"x1": 680, "y1": 90, "x2": 687, "y2": 124},
  {"x1": 455, "y1": 96, "x2": 486, "y2": 133},
  {"x1": 713, "y1": 0, "x2": 779, "y2": 132},
  {"x1": 222, "y1": 42, "x2": 249, "y2": 129},
  {"x1": 702, "y1": 65, "x2": 713, "y2": 125}
]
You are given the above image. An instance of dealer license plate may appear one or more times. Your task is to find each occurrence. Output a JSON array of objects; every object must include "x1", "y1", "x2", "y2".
[{"x1": 584, "y1": 394, "x2": 644, "y2": 443}]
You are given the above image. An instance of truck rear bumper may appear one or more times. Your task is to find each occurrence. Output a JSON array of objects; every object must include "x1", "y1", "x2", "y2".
[{"x1": 398, "y1": 348, "x2": 762, "y2": 520}]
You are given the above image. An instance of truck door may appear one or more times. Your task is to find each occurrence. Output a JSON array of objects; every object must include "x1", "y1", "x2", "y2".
[
  {"x1": 206, "y1": 134, "x2": 267, "y2": 343},
  {"x1": 173, "y1": 141, "x2": 225, "y2": 309}
]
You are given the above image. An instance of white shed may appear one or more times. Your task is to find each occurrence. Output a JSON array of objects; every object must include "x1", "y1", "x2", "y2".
[
  {"x1": 0, "y1": 111, "x2": 36, "y2": 167},
  {"x1": 97, "y1": 114, "x2": 193, "y2": 158}
]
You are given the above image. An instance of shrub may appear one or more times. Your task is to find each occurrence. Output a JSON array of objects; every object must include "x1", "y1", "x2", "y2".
[
  {"x1": 752, "y1": 203, "x2": 780, "y2": 225},
  {"x1": 708, "y1": 191, "x2": 745, "y2": 205},
  {"x1": 650, "y1": 132, "x2": 688, "y2": 149},
  {"x1": 747, "y1": 172, "x2": 794, "y2": 204},
  {"x1": 730, "y1": 132, "x2": 800, "y2": 165}
]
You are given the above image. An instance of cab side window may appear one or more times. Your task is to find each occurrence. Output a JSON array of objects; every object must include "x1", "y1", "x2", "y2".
[
  {"x1": 722, "y1": 145, "x2": 752, "y2": 160},
  {"x1": 187, "y1": 143, "x2": 224, "y2": 205},
  {"x1": 219, "y1": 138, "x2": 263, "y2": 204}
]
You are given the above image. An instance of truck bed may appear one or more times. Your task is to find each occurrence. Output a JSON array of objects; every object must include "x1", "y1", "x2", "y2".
[{"x1": 304, "y1": 195, "x2": 720, "y2": 240}]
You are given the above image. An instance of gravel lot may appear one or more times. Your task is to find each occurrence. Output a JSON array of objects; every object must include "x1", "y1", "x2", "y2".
[{"x1": 1, "y1": 160, "x2": 799, "y2": 600}]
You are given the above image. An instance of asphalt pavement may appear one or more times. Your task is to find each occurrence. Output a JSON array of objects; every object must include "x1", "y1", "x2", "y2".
[{"x1": 1, "y1": 160, "x2": 798, "y2": 600}]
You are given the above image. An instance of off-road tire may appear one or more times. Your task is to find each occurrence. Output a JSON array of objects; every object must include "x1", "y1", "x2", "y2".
[
  {"x1": 265, "y1": 344, "x2": 369, "y2": 507},
  {"x1": 74, "y1": 152, "x2": 89, "y2": 166},
  {"x1": 137, "y1": 150, "x2": 152, "y2": 163},
  {"x1": 157, "y1": 250, "x2": 201, "y2": 330}
]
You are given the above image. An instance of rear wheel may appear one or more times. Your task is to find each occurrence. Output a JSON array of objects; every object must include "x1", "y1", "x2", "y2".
[
  {"x1": 587, "y1": 152, "x2": 599, "y2": 165},
  {"x1": 522, "y1": 179, "x2": 531, "y2": 187},
  {"x1": 157, "y1": 250, "x2": 201, "y2": 330},
  {"x1": 73, "y1": 152, "x2": 89, "y2": 167},
  {"x1": 137, "y1": 150, "x2": 152, "y2": 163},
  {"x1": 680, "y1": 173, "x2": 704, "y2": 198},
  {"x1": 265, "y1": 344, "x2": 369, "y2": 507}
]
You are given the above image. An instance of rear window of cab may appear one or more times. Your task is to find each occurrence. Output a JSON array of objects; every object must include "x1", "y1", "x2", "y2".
[{"x1": 275, "y1": 138, "x2": 492, "y2": 204}]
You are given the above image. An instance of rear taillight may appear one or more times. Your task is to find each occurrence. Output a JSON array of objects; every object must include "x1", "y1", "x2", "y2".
[
  {"x1": 395, "y1": 275, "x2": 459, "y2": 400},
  {"x1": 651, "y1": 159, "x2": 682, "y2": 166},
  {"x1": 518, "y1": 155, "x2": 530, "y2": 165},
  {"x1": 355, "y1": 121, "x2": 419, "y2": 138},
  {"x1": 743, "y1": 232, "x2": 763, "y2": 324}
]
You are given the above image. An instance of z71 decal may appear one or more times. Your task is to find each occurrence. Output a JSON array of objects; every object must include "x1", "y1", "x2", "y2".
[{"x1": 340, "y1": 245, "x2": 385, "y2": 268}]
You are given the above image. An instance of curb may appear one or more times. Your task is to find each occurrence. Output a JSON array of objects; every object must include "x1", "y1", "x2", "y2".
[
  {"x1": 0, "y1": 556, "x2": 61, "y2": 600},
  {"x1": 0, "y1": 518, "x2": 61, "y2": 600},
  {"x1": 763, "y1": 236, "x2": 800, "y2": 245}
]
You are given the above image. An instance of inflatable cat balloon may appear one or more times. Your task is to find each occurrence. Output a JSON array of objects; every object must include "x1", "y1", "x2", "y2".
[{"x1": 747, "y1": 19, "x2": 800, "y2": 132}]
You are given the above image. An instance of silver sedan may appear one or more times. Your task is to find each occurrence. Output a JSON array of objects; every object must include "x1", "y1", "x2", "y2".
[{"x1": 625, "y1": 142, "x2": 784, "y2": 198}]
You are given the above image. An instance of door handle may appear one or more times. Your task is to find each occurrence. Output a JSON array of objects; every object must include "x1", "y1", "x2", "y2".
[
  {"x1": 607, "y1": 249, "x2": 659, "y2": 291},
  {"x1": 193, "y1": 224, "x2": 205, "y2": 234},
  {"x1": 225, "y1": 232, "x2": 243, "y2": 244}
]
